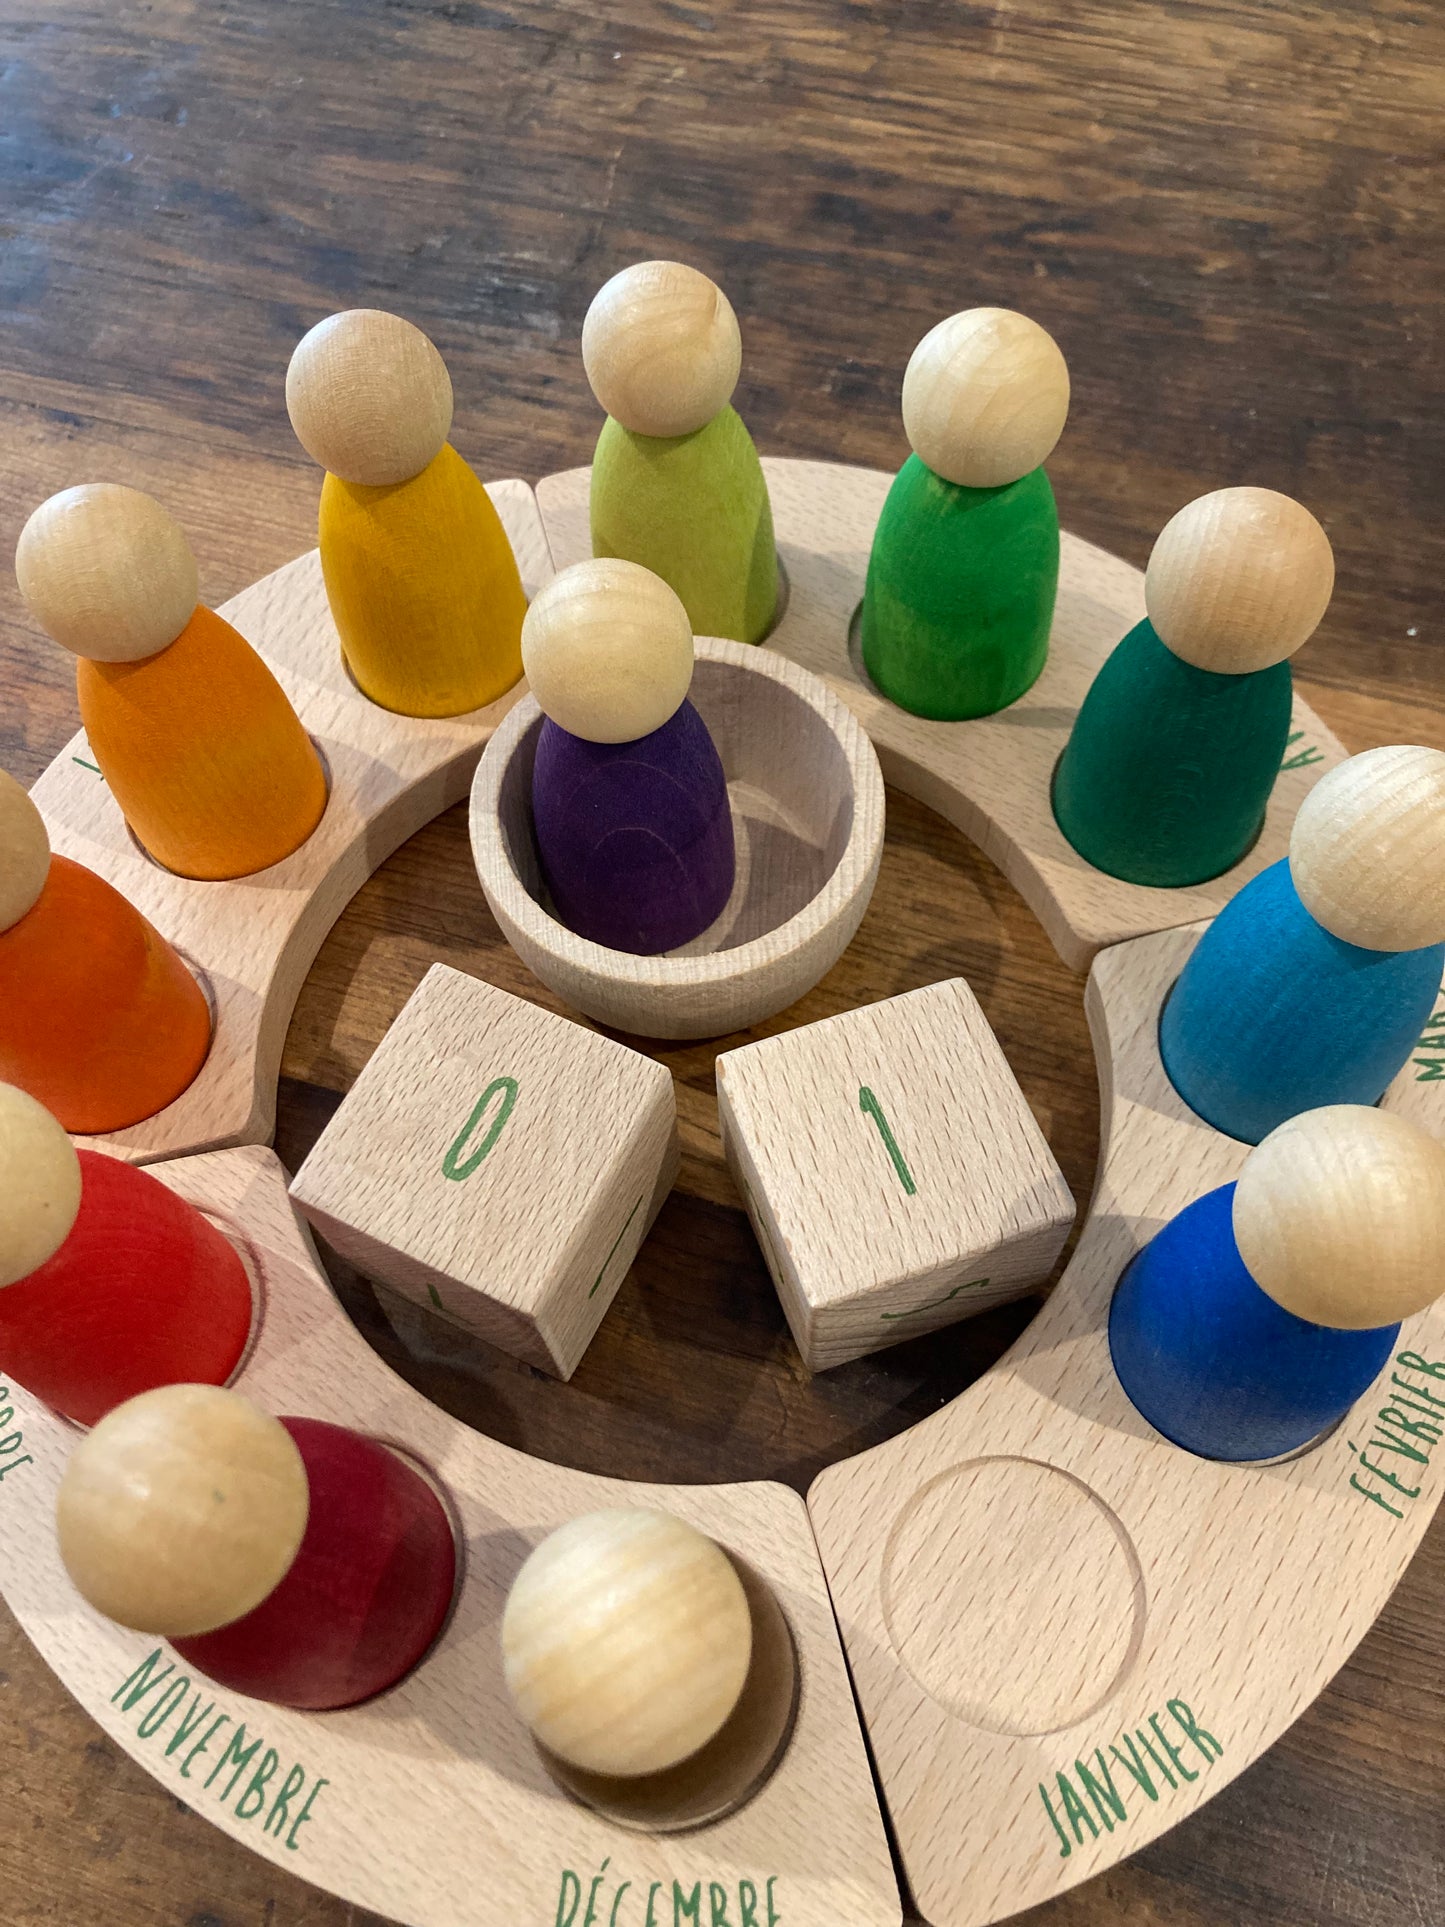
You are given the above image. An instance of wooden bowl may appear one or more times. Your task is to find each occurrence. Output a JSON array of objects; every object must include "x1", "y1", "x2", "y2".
[{"x1": 469, "y1": 636, "x2": 885, "y2": 1038}]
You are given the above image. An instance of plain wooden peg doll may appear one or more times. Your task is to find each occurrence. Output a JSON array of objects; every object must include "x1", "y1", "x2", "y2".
[
  {"x1": 57, "y1": 1383, "x2": 457, "y2": 1710},
  {"x1": 1053, "y1": 485, "x2": 1335, "y2": 886},
  {"x1": 287, "y1": 307, "x2": 527, "y2": 717},
  {"x1": 0, "y1": 1083, "x2": 252, "y2": 1425},
  {"x1": 0, "y1": 769, "x2": 211, "y2": 1133},
  {"x1": 1161, "y1": 745, "x2": 1445, "y2": 1143},
  {"x1": 523, "y1": 557, "x2": 735, "y2": 955},
  {"x1": 15, "y1": 485, "x2": 328, "y2": 880},
  {"x1": 1110, "y1": 1104, "x2": 1445, "y2": 1461},
  {"x1": 502, "y1": 1505, "x2": 802, "y2": 1829},
  {"x1": 584, "y1": 260, "x2": 779, "y2": 646},
  {"x1": 860, "y1": 307, "x2": 1069, "y2": 719}
]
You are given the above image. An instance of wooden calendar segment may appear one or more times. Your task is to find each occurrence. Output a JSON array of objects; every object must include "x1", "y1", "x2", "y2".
[
  {"x1": 535, "y1": 459, "x2": 1348, "y2": 971},
  {"x1": 0, "y1": 1145, "x2": 901, "y2": 1927},
  {"x1": 26, "y1": 480, "x2": 551, "y2": 1166},
  {"x1": 807, "y1": 920, "x2": 1445, "y2": 1927}
]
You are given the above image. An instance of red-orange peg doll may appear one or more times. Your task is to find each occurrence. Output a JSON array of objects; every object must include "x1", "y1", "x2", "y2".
[
  {"x1": 0, "y1": 770, "x2": 211, "y2": 1133},
  {"x1": 0, "y1": 1085, "x2": 253, "y2": 1426}
]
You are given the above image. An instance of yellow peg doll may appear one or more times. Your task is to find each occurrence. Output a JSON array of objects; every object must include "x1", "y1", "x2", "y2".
[{"x1": 287, "y1": 309, "x2": 526, "y2": 717}]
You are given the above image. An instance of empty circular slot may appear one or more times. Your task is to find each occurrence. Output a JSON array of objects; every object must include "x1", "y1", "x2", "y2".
[{"x1": 882, "y1": 1456, "x2": 1145, "y2": 1737}]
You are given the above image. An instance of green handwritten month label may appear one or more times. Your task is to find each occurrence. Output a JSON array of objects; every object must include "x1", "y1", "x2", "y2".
[
  {"x1": 1280, "y1": 727, "x2": 1324, "y2": 772},
  {"x1": 442, "y1": 1075, "x2": 519, "y2": 1180},
  {"x1": 0, "y1": 1387, "x2": 33, "y2": 1485},
  {"x1": 1037, "y1": 1698, "x2": 1222, "y2": 1858},
  {"x1": 1348, "y1": 1349, "x2": 1445, "y2": 1518},
  {"x1": 859, "y1": 1086, "x2": 916, "y2": 1195},
  {"x1": 113, "y1": 1650, "x2": 328, "y2": 1852},
  {"x1": 551, "y1": 1862, "x2": 783, "y2": 1926},
  {"x1": 1412, "y1": 1006, "x2": 1445, "y2": 1083}
]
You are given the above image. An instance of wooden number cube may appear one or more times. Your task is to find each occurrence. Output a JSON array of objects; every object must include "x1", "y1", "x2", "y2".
[
  {"x1": 716, "y1": 978, "x2": 1074, "y2": 1370},
  {"x1": 289, "y1": 964, "x2": 678, "y2": 1379}
]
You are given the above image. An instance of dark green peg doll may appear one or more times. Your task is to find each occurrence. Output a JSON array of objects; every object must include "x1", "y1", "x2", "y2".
[
  {"x1": 861, "y1": 307, "x2": 1070, "y2": 720},
  {"x1": 1053, "y1": 487, "x2": 1335, "y2": 888}
]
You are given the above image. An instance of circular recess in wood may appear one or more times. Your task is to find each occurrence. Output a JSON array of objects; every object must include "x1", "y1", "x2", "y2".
[
  {"x1": 470, "y1": 637, "x2": 886, "y2": 1039},
  {"x1": 880, "y1": 1456, "x2": 1145, "y2": 1736}
]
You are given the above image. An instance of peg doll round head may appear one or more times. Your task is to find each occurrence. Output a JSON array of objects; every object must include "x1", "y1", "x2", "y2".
[
  {"x1": 1288, "y1": 743, "x2": 1445, "y2": 953},
  {"x1": 15, "y1": 484, "x2": 200, "y2": 663},
  {"x1": 900, "y1": 307, "x2": 1070, "y2": 490},
  {"x1": 57, "y1": 1383, "x2": 311, "y2": 1638},
  {"x1": 0, "y1": 770, "x2": 51, "y2": 933},
  {"x1": 286, "y1": 308, "x2": 455, "y2": 487},
  {"x1": 501, "y1": 1507, "x2": 753, "y2": 1778},
  {"x1": 521, "y1": 556, "x2": 695, "y2": 743},
  {"x1": 582, "y1": 261, "x2": 743, "y2": 439},
  {"x1": 1144, "y1": 486, "x2": 1335, "y2": 674},
  {"x1": 0, "y1": 1081, "x2": 81, "y2": 1289},
  {"x1": 1233, "y1": 1103, "x2": 1445, "y2": 1329}
]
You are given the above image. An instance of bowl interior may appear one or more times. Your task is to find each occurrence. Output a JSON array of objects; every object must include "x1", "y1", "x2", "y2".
[{"x1": 496, "y1": 654, "x2": 859, "y2": 958}]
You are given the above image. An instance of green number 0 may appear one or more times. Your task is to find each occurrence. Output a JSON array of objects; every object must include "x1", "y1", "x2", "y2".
[
  {"x1": 442, "y1": 1076, "x2": 519, "y2": 1181},
  {"x1": 859, "y1": 1085, "x2": 917, "y2": 1195}
]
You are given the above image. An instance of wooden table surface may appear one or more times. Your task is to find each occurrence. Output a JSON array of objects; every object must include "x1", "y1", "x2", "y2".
[{"x1": 2, "y1": 3, "x2": 1442, "y2": 1923}]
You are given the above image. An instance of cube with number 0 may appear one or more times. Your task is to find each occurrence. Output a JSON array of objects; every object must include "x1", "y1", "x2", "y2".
[
  {"x1": 716, "y1": 979, "x2": 1074, "y2": 1371},
  {"x1": 289, "y1": 964, "x2": 678, "y2": 1379}
]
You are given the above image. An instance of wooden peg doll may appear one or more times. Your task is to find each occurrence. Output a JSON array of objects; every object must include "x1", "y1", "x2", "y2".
[
  {"x1": 502, "y1": 1508, "x2": 753, "y2": 1777},
  {"x1": 1053, "y1": 486, "x2": 1334, "y2": 886},
  {"x1": 57, "y1": 1384, "x2": 456, "y2": 1709},
  {"x1": 0, "y1": 1083, "x2": 253, "y2": 1425},
  {"x1": 860, "y1": 307, "x2": 1069, "y2": 719},
  {"x1": 287, "y1": 308, "x2": 526, "y2": 716},
  {"x1": 584, "y1": 261, "x2": 779, "y2": 646},
  {"x1": 1161, "y1": 745, "x2": 1445, "y2": 1143},
  {"x1": 15, "y1": 486, "x2": 327, "y2": 881},
  {"x1": 1110, "y1": 1105, "x2": 1445, "y2": 1461},
  {"x1": 0, "y1": 770, "x2": 211, "y2": 1133},
  {"x1": 523, "y1": 558, "x2": 735, "y2": 955}
]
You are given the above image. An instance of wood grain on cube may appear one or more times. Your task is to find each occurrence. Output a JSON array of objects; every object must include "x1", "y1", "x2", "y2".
[
  {"x1": 289, "y1": 964, "x2": 679, "y2": 1379},
  {"x1": 717, "y1": 978, "x2": 1075, "y2": 1370}
]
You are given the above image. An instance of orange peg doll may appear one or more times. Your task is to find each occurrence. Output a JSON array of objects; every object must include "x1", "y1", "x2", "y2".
[
  {"x1": 15, "y1": 486, "x2": 328, "y2": 881},
  {"x1": 0, "y1": 770, "x2": 211, "y2": 1133},
  {"x1": 286, "y1": 308, "x2": 527, "y2": 718}
]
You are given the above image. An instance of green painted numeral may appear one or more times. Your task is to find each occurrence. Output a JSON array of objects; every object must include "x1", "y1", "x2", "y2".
[
  {"x1": 859, "y1": 1085, "x2": 916, "y2": 1195},
  {"x1": 589, "y1": 1193, "x2": 645, "y2": 1297},
  {"x1": 880, "y1": 1278, "x2": 990, "y2": 1321},
  {"x1": 442, "y1": 1076, "x2": 519, "y2": 1181}
]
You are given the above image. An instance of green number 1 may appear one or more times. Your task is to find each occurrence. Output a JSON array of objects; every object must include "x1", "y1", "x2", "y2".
[
  {"x1": 442, "y1": 1076, "x2": 519, "y2": 1181},
  {"x1": 859, "y1": 1085, "x2": 916, "y2": 1195}
]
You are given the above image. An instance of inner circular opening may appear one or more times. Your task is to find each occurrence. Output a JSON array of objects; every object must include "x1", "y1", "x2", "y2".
[
  {"x1": 496, "y1": 655, "x2": 858, "y2": 961},
  {"x1": 282, "y1": 781, "x2": 1098, "y2": 1494}
]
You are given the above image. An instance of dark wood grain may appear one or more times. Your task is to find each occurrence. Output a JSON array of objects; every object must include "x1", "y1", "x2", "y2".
[{"x1": 1, "y1": 2, "x2": 1443, "y2": 1923}]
